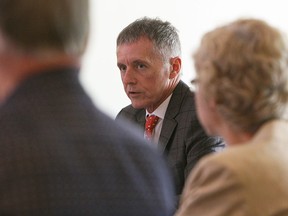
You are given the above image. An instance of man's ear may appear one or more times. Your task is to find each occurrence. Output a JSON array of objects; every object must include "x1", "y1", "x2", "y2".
[{"x1": 169, "y1": 57, "x2": 181, "y2": 79}]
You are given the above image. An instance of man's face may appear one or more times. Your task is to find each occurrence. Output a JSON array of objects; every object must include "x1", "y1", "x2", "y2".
[{"x1": 117, "y1": 37, "x2": 173, "y2": 112}]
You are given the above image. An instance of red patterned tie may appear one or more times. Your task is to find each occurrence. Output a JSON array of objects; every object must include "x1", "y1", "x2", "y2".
[{"x1": 145, "y1": 114, "x2": 159, "y2": 141}]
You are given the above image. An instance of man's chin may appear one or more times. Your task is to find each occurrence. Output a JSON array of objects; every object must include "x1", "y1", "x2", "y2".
[{"x1": 131, "y1": 102, "x2": 146, "y2": 110}]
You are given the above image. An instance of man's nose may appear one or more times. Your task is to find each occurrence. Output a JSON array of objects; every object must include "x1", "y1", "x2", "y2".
[{"x1": 122, "y1": 68, "x2": 136, "y2": 84}]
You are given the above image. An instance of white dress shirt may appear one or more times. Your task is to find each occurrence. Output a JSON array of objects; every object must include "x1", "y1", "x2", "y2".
[{"x1": 145, "y1": 94, "x2": 172, "y2": 144}]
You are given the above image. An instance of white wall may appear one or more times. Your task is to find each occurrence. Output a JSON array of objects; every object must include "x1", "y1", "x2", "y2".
[{"x1": 80, "y1": 0, "x2": 288, "y2": 118}]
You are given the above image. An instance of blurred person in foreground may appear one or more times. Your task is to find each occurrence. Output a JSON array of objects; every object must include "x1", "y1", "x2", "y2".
[
  {"x1": 175, "y1": 18, "x2": 288, "y2": 216},
  {"x1": 115, "y1": 17, "x2": 225, "y2": 202},
  {"x1": 0, "y1": 0, "x2": 175, "y2": 215}
]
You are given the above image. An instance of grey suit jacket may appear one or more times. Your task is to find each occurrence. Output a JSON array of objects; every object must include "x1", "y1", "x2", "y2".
[
  {"x1": 0, "y1": 67, "x2": 175, "y2": 216},
  {"x1": 116, "y1": 81, "x2": 225, "y2": 195},
  {"x1": 176, "y1": 120, "x2": 288, "y2": 216}
]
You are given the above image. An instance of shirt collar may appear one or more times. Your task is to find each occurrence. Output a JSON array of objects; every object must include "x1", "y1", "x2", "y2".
[{"x1": 146, "y1": 94, "x2": 172, "y2": 119}]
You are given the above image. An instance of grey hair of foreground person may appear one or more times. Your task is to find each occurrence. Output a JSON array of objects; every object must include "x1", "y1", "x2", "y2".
[{"x1": 0, "y1": 0, "x2": 89, "y2": 56}]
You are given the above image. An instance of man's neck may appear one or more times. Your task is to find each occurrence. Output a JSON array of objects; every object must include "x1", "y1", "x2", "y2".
[
  {"x1": 219, "y1": 123, "x2": 254, "y2": 146},
  {"x1": 0, "y1": 53, "x2": 80, "y2": 104}
]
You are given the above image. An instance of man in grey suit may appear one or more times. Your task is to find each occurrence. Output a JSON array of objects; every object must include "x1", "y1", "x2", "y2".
[
  {"x1": 115, "y1": 17, "x2": 225, "y2": 198},
  {"x1": 176, "y1": 18, "x2": 288, "y2": 215},
  {"x1": 0, "y1": 1, "x2": 175, "y2": 215}
]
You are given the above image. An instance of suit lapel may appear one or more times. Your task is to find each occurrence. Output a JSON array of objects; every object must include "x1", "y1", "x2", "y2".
[
  {"x1": 135, "y1": 109, "x2": 146, "y2": 131},
  {"x1": 158, "y1": 81, "x2": 188, "y2": 153},
  {"x1": 158, "y1": 118, "x2": 177, "y2": 153}
]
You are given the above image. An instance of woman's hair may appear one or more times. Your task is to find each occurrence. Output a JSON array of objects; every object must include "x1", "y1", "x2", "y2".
[{"x1": 194, "y1": 18, "x2": 288, "y2": 133}]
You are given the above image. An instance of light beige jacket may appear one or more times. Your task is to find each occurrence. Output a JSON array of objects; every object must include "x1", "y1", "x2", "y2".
[{"x1": 176, "y1": 120, "x2": 288, "y2": 216}]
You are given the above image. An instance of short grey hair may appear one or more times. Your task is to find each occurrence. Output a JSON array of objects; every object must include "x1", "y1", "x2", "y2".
[{"x1": 117, "y1": 17, "x2": 181, "y2": 62}]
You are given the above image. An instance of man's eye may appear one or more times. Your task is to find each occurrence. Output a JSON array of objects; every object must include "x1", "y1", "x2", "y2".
[
  {"x1": 137, "y1": 64, "x2": 146, "y2": 69},
  {"x1": 119, "y1": 65, "x2": 127, "y2": 72}
]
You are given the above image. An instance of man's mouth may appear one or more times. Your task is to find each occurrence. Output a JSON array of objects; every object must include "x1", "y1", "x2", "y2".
[{"x1": 128, "y1": 91, "x2": 141, "y2": 97}]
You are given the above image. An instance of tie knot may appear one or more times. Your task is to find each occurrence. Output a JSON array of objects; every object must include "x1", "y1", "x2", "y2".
[
  {"x1": 145, "y1": 115, "x2": 159, "y2": 141},
  {"x1": 145, "y1": 115, "x2": 159, "y2": 130}
]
